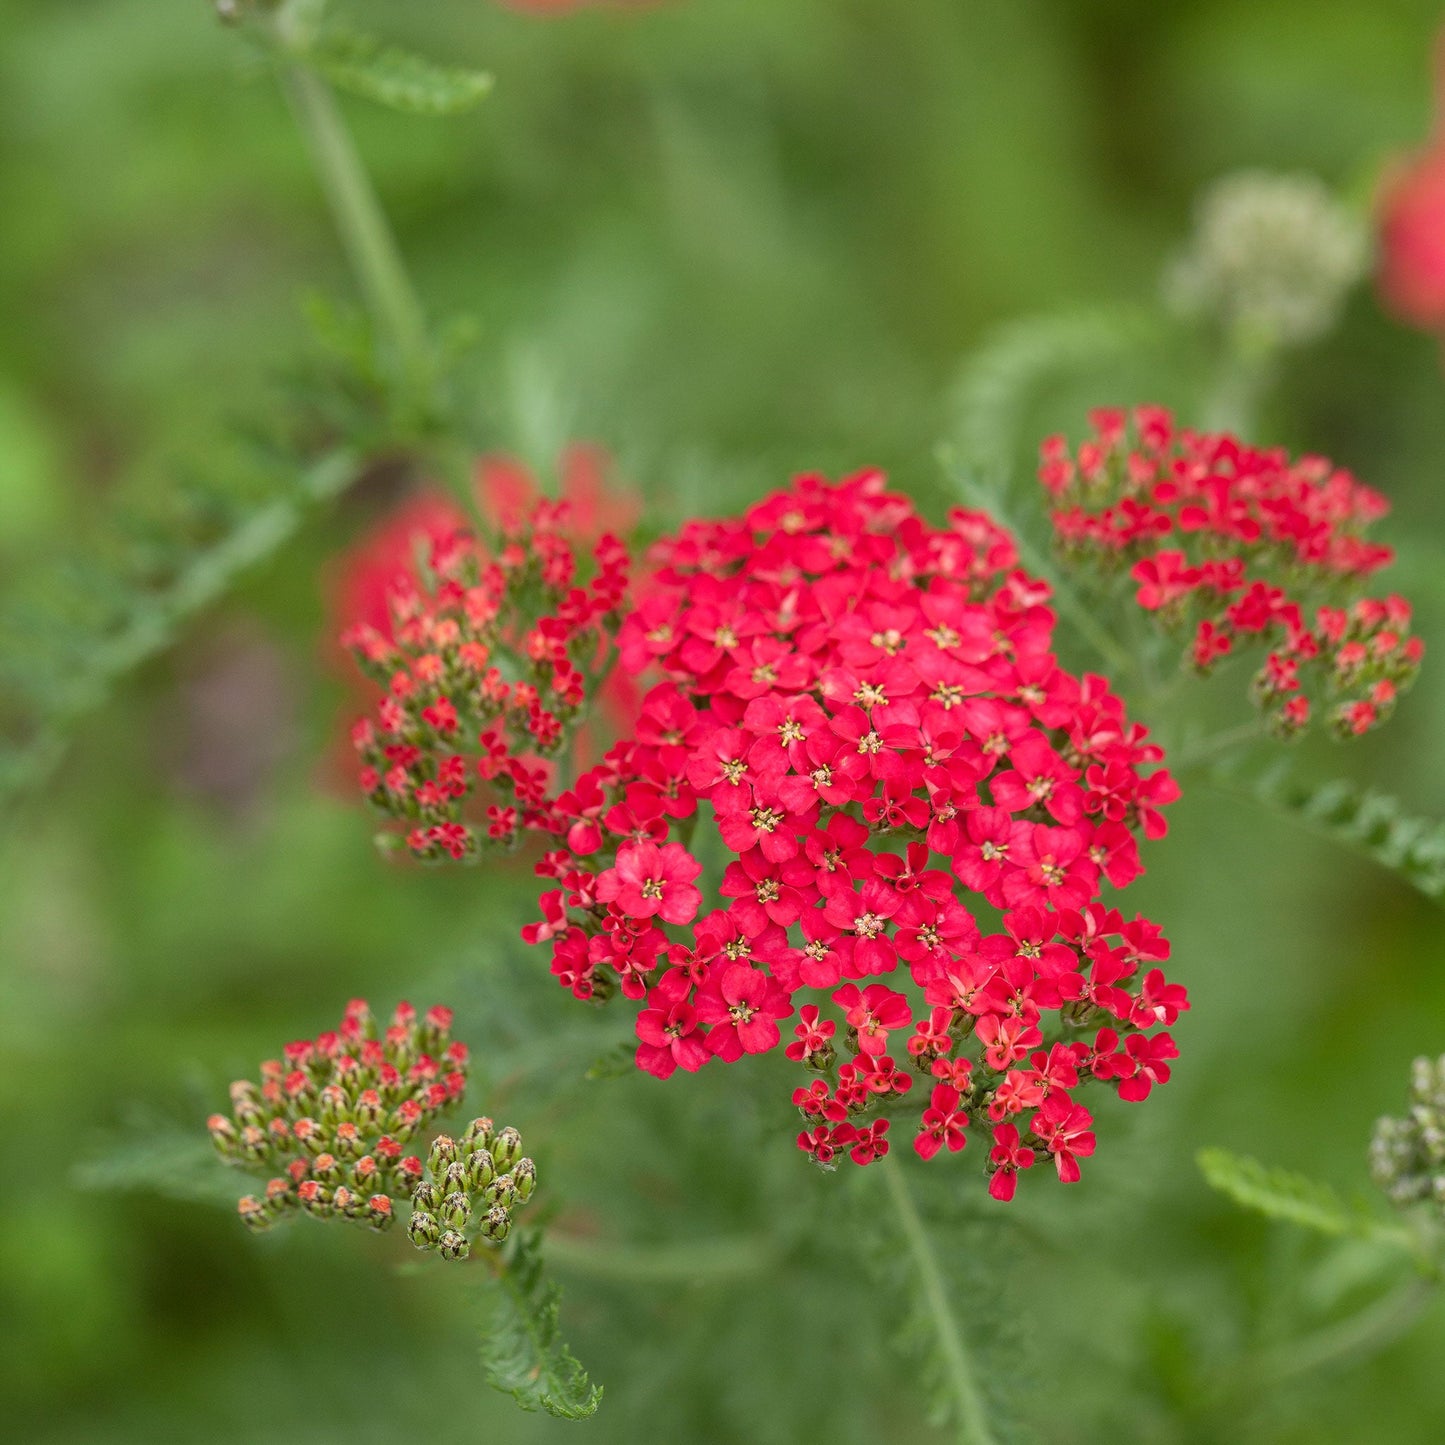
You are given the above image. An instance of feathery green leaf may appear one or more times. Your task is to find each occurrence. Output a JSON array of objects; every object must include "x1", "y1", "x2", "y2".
[
  {"x1": 1210, "y1": 764, "x2": 1445, "y2": 904},
  {"x1": 480, "y1": 1230, "x2": 603, "y2": 1420},
  {"x1": 313, "y1": 31, "x2": 492, "y2": 117},
  {"x1": 950, "y1": 307, "x2": 1155, "y2": 488},
  {"x1": 1197, "y1": 1148, "x2": 1413, "y2": 1249},
  {"x1": 73, "y1": 1115, "x2": 240, "y2": 1210},
  {"x1": 0, "y1": 448, "x2": 360, "y2": 813}
]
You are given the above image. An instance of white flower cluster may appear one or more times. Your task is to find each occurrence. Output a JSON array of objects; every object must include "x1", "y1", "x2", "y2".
[
  {"x1": 1165, "y1": 171, "x2": 1369, "y2": 348},
  {"x1": 1370, "y1": 1054, "x2": 1445, "y2": 1210}
]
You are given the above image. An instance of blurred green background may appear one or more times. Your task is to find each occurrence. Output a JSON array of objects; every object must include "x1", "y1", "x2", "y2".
[{"x1": 4, "y1": 1, "x2": 1445, "y2": 1441}]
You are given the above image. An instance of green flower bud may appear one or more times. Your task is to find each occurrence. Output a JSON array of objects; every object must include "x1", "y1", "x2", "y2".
[
  {"x1": 260, "y1": 1179, "x2": 294, "y2": 1221},
  {"x1": 293, "y1": 1118, "x2": 326, "y2": 1156},
  {"x1": 350, "y1": 1155, "x2": 380, "y2": 1191},
  {"x1": 412, "y1": 1179, "x2": 442, "y2": 1214},
  {"x1": 442, "y1": 1191, "x2": 471, "y2": 1229},
  {"x1": 238, "y1": 1124, "x2": 271, "y2": 1164},
  {"x1": 438, "y1": 1229, "x2": 471, "y2": 1262},
  {"x1": 333, "y1": 1121, "x2": 365, "y2": 1160},
  {"x1": 318, "y1": 1083, "x2": 350, "y2": 1127},
  {"x1": 465, "y1": 1148, "x2": 495, "y2": 1192},
  {"x1": 298, "y1": 1181, "x2": 333, "y2": 1218},
  {"x1": 237, "y1": 1196, "x2": 271, "y2": 1233},
  {"x1": 486, "y1": 1174, "x2": 518, "y2": 1211},
  {"x1": 477, "y1": 1206, "x2": 511, "y2": 1245},
  {"x1": 461, "y1": 1117, "x2": 495, "y2": 1151},
  {"x1": 492, "y1": 1127, "x2": 523, "y2": 1170},
  {"x1": 333, "y1": 1185, "x2": 365, "y2": 1219},
  {"x1": 443, "y1": 1160, "x2": 469, "y2": 1197},
  {"x1": 207, "y1": 1114, "x2": 238, "y2": 1159},
  {"x1": 407, "y1": 1210, "x2": 440, "y2": 1250},
  {"x1": 427, "y1": 1134, "x2": 460, "y2": 1178},
  {"x1": 511, "y1": 1158, "x2": 537, "y2": 1204}
]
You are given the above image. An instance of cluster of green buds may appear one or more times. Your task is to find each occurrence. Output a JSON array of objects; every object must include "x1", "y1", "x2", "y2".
[
  {"x1": 208, "y1": 998, "x2": 469, "y2": 1236},
  {"x1": 405, "y1": 1116, "x2": 538, "y2": 1262},
  {"x1": 1369, "y1": 1053, "x2": 1445, "y2": 1211}
]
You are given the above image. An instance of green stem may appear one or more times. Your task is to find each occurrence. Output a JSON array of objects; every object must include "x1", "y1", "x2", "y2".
[
  {"x1": 1170, "y1": 719, "x2": 1266, "y2": 772},
  {"x1": 953, "y1": 470, "x2": 1135, "y2": 679},
  {"x1": 1254, "y1": 1276, "x2": 1437, "y2": 1385},
  {"x1": 881, "y1": 1157, "x2": 998, "y2": 1445},
  {"x1": 275, "y1": 24, "x2": 430, "y2": 393}
]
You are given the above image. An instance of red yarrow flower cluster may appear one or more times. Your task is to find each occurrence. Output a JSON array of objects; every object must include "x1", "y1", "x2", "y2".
[
  {"x1": 207, "y1": 998, "x2": 468, "y2": 1233},
  {"x1": 519, "y1": 470, "x2": 1186, "y2": 1201},
  {"x1": 1042, "y1": 407, "x2": 1423, "y2": 738},
  {"x1": 342, "y1": 498, "x2": 630, "y2": 862}
]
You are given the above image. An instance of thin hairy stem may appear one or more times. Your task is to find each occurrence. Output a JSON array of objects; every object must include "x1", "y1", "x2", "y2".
[
  {"x1": 275, "y1": 5, "x2": 430, "y2": 393},
  {"x1": 1170, "y1": 719, "x2": 1266, "y2": 772},
  {"x1": 950, "y1": 465, "x2": 1136, "y2": 679},
  {"x1": 882, "y1": 1157, "x2": 999, "y2": 1445}
]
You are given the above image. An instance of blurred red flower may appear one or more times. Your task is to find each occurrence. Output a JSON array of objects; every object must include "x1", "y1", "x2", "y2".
[{"x1": 1378, "y1": 35, "x2": 1445, "y2": 331}]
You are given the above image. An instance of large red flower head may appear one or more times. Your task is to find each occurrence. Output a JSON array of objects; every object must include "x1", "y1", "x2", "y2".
[{"x1": 518, "y1": 470, "x2": 1187, "y2": 1200}]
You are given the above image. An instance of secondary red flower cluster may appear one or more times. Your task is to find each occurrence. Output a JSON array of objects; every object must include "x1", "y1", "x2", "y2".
[
  {"x1": 207, "y1": 998, "x2": 468, "y2": 1234},
  {"x1": 342, "y1": 499, "x2": 630, "y2": 862},
  {"x1": 517, "y1": 471, "x2": 1185, "y2": 1200},
  {"x1": 1041, "y1": 407, "x2": 1423, "y2": 737}
]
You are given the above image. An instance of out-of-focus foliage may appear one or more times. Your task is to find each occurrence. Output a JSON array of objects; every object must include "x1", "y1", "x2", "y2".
[{"x1": 5, "y1": 2, "x2": 1445, "y2": 1443}]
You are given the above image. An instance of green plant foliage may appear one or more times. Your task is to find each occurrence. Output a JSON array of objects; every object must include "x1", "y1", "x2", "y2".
[
  {"x1": 864, "y1": 1161, "x2": 1028, "y2": 1445},
  {"x1": 949, "y1": 309, "x2": 1157, "y2": 488},
  {"x1": 0, "y1": 448, "x2": 359, "y2": 812},
  {"x1": 584, "y1": 1041, "x2": 639, "y2": 1082},
  {"x1": 312, "y1": 31, "x2": 492, "y2": 117},
  {"x1": 73, "y1": 1115, "x2": 240, "y2": 1211},
  {"x1": 479, "y1": 1230, "x2": 603, "y2": 1420},
  {"x1": 1197, "y1": 1148, "x2": 1411, "y2": 1249},
  {"x1": 1213, "y1": 765, "x2": 1445, "y2": 904}
]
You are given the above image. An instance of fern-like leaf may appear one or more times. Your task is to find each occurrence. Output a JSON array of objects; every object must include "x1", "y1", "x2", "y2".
[
  {"x1": 1197, "y1": 1148, "x2": 1412, "y2": 1249},
  {"x1": 314, "y1": 31, "x2": 492, "y2": 117},
  {"x1": 865, "y1": 1160, "x2": 1021, "y2": 1444},
  {"x1": 72, "y1": 1115, "x2": 241, "y2": 1210},
  {"x1": 950, "y1": 307, "x2": 1156, "y2": 488},
  {"x1": 1212, "y1": 765, "x2": 1445, "y2": 904},
  {"x1": 480, "y1": 1230, "x2": 603, "y2": 1420},
  {"x1": 0, "y1": 448, "x2": 359, "y2": 813}
]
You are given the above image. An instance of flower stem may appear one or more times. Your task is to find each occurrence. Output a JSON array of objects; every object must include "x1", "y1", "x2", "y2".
[
  {"x1": 1169, "y1": 719, "x2": 1266, "y2": 772},
  {"x1": 274, "y1": 22, "x2": 430, "y2": 396},
  {"x1": 881, "y1": 1157, "x2": 999, "y2": 1445},
  {"x1": 1254, "y1": 1275, "x2": 1438, "y2": 1385},
  {"x1": 951, "y1": 467, "x2": 1135, "y2": 680}
]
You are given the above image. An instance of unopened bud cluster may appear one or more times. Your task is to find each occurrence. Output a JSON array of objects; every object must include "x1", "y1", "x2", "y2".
[
  {"x1": 209, "y1": 998, "x2": 468, "y2": 1237},
  {"x1": 404, "y1": 1117, "x2": 538, "y2": 1262},
  {"x1": 343, "y1": 501, "x2": 629, "y2": 864},
  {"x1": 1370, "y1": 1053, "x2": 1445, "y2": 1212}
]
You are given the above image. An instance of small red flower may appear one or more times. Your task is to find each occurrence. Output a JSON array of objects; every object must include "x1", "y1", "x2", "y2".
[
  {"x1": 915, "y1": 1084, "x2": 970, "y2": 1161},
  {"x1": 987, "y1": 1124, "x2": 1035, "y2": 1202},
  {"x1": 596, "y1": 841, "x2": 703, "y2": 926}
]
